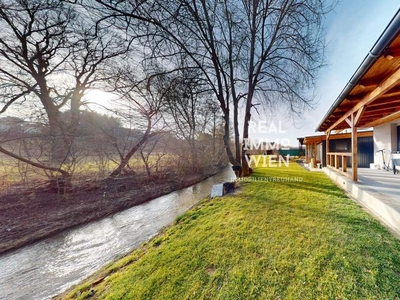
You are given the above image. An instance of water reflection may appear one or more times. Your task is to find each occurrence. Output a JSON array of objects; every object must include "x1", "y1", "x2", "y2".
[{"x1": 0, "y1": 167, "x2": 234, "y2": 300}]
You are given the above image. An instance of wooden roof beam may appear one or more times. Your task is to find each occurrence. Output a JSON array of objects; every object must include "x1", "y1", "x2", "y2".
[
  {"x1": 326, "y1": 67, "x2": 400, "y2": 132},
  {"x1": 306, "y1": 131, "x2": 373, "y2": 143},
  {"x1": 385, "y1": 45, "x2": 400, "y2": 60},
  {"x1": 334, "y1": 105, "x2": 356, "y2": 112},
  {"x1": 364, "y1": 107, "x2": 400, "y2": 117},
  {"x1": 365, "y1": 103, "x2": 399, "y2": 111},
  {"x1": 362, "y1": 110, "x2": 400, "y2": 128},
  {"x1": 355, "y1": 106, "x2": 365, "y2": 126},
  {"x1": 384, "y1": 85, "x2": 400, "y2": 95},
  {"x1": 358, "y1": 78, "x2": 379, "y2": 89},
  {"x1": 379, "y1": 92, "x2": 400, "y2": 99},
  {"x1": 344, "y1": 107, "x2": 365, "y2": 127},
  {"x1": 362, "y1": 113, "x2": 398, "y2": 120},
  {"x1": 346, "y1": 95, "x2": 363, "y2": 102},
  {"x1": 358, "y1": 122, "x2": 374, "y2": 128},
  {"x1": 357, "y1": 75, "x2": 400, "y2": 90},
  {"x1": 368, "y1": 98, "x2": 400, "y2": 107}
]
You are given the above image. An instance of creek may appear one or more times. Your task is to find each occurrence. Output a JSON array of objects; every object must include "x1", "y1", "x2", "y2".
[{"x1": 0, "y1": 167, "x2": 235, "y2": 300}]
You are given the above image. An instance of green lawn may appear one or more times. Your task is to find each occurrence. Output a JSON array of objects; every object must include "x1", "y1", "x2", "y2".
[{"x1": 61, "y1": 162, "x2": 400, "y2": 299}]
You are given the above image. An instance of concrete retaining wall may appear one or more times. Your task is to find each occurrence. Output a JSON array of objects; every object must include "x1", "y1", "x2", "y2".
[{"x1": 324, "y1": 167, "x2": 400, "y2": 237}]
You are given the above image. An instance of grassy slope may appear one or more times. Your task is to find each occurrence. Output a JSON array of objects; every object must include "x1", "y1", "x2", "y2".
[{"x1": 63, "y1": 162, "x2": 400, "y2": 300}]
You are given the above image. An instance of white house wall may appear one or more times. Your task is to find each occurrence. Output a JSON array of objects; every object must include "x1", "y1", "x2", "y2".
[
  {"x1": 373, "y1": 122, "x2": 399, "y2": 168},
  {"x1": 317, "y1": 143, "x2": 323, "y2": 162}
]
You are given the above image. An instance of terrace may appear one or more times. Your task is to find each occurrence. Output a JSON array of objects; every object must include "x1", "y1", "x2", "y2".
[
  {"x1": 307, "y1": 8, "x2": 400, "y2": 235},
  {"x1": 325, "y1": 167, "x2": 400, "y2": 236}
]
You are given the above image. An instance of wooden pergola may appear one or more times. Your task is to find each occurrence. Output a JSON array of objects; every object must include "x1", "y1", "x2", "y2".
[
  {"x1": 316, "y1": 9, "x2": 400, "y2": 181},
  {"x1": 303, "y1": 131, "x2": 373, "y2": 168},
  {"x1": 303, "y1": 135, "x2": 321, "y2": 165}
]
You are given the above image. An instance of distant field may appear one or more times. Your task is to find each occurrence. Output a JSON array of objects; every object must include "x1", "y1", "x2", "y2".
[{"x1": 0, "y1": 153, "x2": 174, "y2": 190}]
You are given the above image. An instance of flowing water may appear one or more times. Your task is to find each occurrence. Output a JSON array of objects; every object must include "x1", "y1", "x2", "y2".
[{"x1": 0, "y1": 167, "x2": 235, "y2": 300}]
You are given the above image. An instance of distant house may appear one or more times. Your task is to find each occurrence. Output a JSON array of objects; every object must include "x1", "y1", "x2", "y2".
[
  {"x1": 301, "y1": 131, "x2": 373, "y2": 168},
  {"x1": 0, "y1": 117, "x2": 42, "y2": 135},
  {"x1": 0, "y1": 116, "x2": 24, "y2": 132},
  {"x1": 278, "y1": 146, "x2": 305, "y2": 158}
]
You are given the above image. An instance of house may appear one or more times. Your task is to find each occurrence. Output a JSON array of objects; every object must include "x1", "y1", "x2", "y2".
[
  {"x1": 300, "y1": 8, "x2": 400, "y2": 235},
  {"x1": 302, "y1": 131, "x2": 373, "y2": 169},
  {"x1": 278, "y1": 146, "x2": 305, "y2": 158},
  {"x1": 302, "y1": 8, "x2": 400, "y2": 181}
]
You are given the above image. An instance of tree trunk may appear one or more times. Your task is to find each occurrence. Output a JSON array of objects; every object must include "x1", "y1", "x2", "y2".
[
  {"x1": 0, "y1": 145, "x2": 71, "y2": 184},
  {"x1": 222, "y1": 109, "x2": 238, "y2": 167},
  {"x1": 190, "y1": 138, "x2": 198, "y2": 170},
  {"x1": 241, "y1": 110, "x2": 251, "y2": 177},
  {"x1": 241, "y1": 1, "x2": 257, "y2": 177},
  {"x1": 140, "y1": 150, "x2": 152, "y2": 179},
  {"x1": 110, "y1": 117, "x2": 152, "y2": 177},
  {"x1": 233, "y1": 99, "x2": 241, "y2": 164}
]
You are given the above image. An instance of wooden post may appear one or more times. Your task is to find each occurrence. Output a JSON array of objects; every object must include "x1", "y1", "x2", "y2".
[
  {"x1": 342, "y1": 155, "x2": 347, "y2": 172},
  {"x1": 311, "y1": 143, "x2": 315, "y2": 164},
  {"x1": 326, "y1": 130, "x2": 330, "y2": 167},
  {"x1": 305, "y1": 144, "x2": 309, "y2": 163},
  {"x1": 351, "y1": 113, "x2": 358, "y2": 181}
]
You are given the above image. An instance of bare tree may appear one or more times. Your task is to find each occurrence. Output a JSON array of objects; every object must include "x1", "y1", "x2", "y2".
[
  {"x1": 93, "y1": 0, "x2": 334, "y2": 176},
  {"x1": 139, "y1": 133, "x2": 168, "y2": 179},
  {"x1": 237, "y1": 1, "x2": 333, "y2": 175},
  {"x1": 105, "y1": 68, "x2": 166, "y2": 176},
  {"x1": 0, "y1": 0, "x2": 127, "y2": 184},
  {"x1": 91, "y1": 0, "x2": 238, "y2": 168},
  {"x1": 161, "y1": 66, "x2": 213, "y2": 170}
]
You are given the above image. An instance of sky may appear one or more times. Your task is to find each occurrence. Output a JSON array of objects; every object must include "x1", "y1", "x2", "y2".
[
  {"x1": 4, "y1": 1, "x2": 400, "y2": 148},
  {"x1": 85, "y1": 1, "x2": 400, "y2": 147},
  {"x1": 251, "y1": 0, "x2": 400, "y2": 146}
]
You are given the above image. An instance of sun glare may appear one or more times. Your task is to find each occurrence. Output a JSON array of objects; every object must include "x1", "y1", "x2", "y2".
[{"x1": 83, "y1": 89, "x2": 117, "y2": 112}]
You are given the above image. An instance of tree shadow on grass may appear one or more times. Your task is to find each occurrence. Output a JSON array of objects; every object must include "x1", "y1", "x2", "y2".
[
  {"x1": 260, "y1": 180, "x2": 388, "y2": 234},
  {"x1": 250, "y1": 179, "x2": 349, "y2": 199}
]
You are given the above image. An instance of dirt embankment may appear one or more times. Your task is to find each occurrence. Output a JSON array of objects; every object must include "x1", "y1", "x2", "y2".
[{"x1": 0, "y1": 167, "x2": 224, "y2": 255}]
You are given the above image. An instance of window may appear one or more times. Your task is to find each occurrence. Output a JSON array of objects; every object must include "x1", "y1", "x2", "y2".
[{"x1": 333, "y1": 139, "x2": 348, "y2": 151}]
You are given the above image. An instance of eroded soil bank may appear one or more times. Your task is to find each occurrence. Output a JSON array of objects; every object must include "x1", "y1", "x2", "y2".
[{"x1": 0, "y1": 166, "x2": 226, "y2": 254}]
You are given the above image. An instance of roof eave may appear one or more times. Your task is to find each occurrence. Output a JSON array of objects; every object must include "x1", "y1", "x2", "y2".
[{"x1": 316, "y1": 8, "x2": 400, "y2": 132}]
